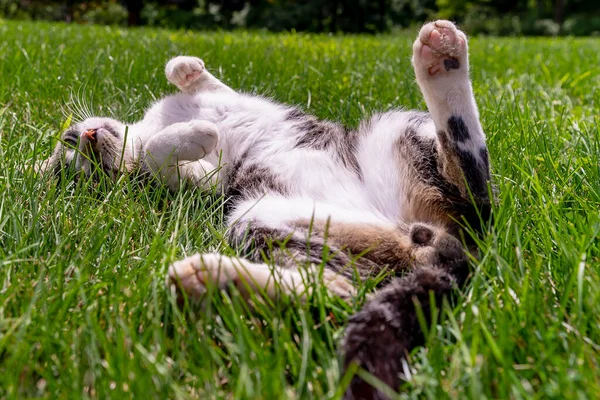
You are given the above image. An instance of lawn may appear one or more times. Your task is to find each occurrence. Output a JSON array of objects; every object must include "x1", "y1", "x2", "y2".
[{"x1": 0, "y1": 19, "x2": 599, "y2": 399}]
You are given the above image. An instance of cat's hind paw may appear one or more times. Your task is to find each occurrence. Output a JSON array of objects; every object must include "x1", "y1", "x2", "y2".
[
  {"x1": 412, "y1": 20, "x2": 468, "y2": 77},
  {"x1": 321, "y1": 269, "x2": 357, "y2": 299},
  {"x1": 165, "y1": 56, "x2": 206, "y2": 90},
  {"x1": 408, "y1": 223, "x2": 470, "y2": 285},
  {"x1": 166, "y1": 253, "x2": 241, "y2": 304}
]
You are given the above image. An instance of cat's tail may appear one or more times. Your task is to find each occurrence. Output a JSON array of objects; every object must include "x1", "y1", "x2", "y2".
[{"x1": 341, "y1": 261, "x2": 468, "y2": 400}]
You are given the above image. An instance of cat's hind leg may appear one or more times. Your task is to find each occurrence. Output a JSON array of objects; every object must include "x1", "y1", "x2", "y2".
[
  {"x1": 412, "y1": 20, "x2": 490, "y2": 201},
  {"x1": 166, "y1": 253, "x2": 356, "y2": 304},
  {"x1": 165, "y1": 56, "x2": 236, "y2": 94}
]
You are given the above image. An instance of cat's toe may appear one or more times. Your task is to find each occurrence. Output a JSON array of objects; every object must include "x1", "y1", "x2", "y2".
[{"x1": 167, "y1": 254, "x2": 207, "y2": 304}]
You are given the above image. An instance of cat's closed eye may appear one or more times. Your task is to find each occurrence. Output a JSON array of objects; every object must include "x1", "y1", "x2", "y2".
[{"x1": 62, "y1": 130, "x2": 79, "y2": 147}]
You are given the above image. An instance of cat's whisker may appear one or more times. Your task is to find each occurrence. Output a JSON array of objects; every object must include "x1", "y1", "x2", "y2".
[
  {"x1": 67, "y1": 86, "x2": 96, "y2": 123},
  {"x1": 66, "y1": 90, "x2": 88, "y2": 124},
  {"x1": 80, "y1": 95, "x2": 94, "y2": 121}
]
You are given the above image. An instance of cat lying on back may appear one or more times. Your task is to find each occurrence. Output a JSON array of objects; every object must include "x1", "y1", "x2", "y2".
[{"x1": 40, "y1": 21, "x2": 492, "y2": 399}]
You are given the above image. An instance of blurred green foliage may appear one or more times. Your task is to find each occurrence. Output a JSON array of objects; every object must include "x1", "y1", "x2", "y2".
[{"x1": 0, "y1": 0, "x2": 599, "y2": 36}]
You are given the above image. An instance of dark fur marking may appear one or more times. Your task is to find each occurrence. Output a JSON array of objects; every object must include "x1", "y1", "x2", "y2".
[
  {"x1": 285, "y1": 108, "x2": 306, "y2": 121},
  {"x1": 447, "y1": 116, "x2": 470, "y2": 142},
  {"x1": 102, "y1": 123, "x2": 120, "y2": 138},
  {"x1": 480, "y1": 147, "x2": 490, "y2": 174},
  {"x1": 287, "y1": 107, "x2": 361, "y2": 176},
  {"x1": 405, "y1": 111, "x2": 430, "y2": 128},
  {"x1": 399, "y1": 128, "x2": 462, "y2": 202},
  {"x1": 295, "y1": 119, "x2": 332, "y2": 150},
  {"x1": 397, "y1": 129, "x2": 491, "y2": 238},
  {"x1": 224, "y1": 161, "x2": 289, "y2": 214},
  {"x1": 228, "y1": 220, "x2": 358, "y2": 278},
  {"x1": 443, "y1": 58, "x2": 460, "y2": 71},
  {"x1": 457, "y1": 147, "x2": 488, "y2": 198}
]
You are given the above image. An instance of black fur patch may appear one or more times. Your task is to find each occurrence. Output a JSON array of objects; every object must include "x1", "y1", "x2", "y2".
[
  {"x1": 224, "y1": 161, "x2": 289, "y2": 214},
  {"x1": 295, "y1": 119, "x2": 335, "y2": 150},
  {"x1": 457, "y1": 147, "x2": 488, "y2": 198},
  {"x1": 287, "y1": 107, "x2": 361, "y2": 175},
  {"x1": 443, "y1": 58, "x2": 460, "y2": 71},
  {"x1": 447, "y1": 116, "x2": 470, "y2": 142}
]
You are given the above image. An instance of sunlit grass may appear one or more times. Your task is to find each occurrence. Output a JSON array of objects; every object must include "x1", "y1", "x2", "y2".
[{"x1": 0, "y1": 19, "x2": 599, "y2": 399}]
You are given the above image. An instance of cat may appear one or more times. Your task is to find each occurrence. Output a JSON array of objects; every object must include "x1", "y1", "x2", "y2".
[{"x1": 40, "y1": 20, "x2": 492, "y2": 399}]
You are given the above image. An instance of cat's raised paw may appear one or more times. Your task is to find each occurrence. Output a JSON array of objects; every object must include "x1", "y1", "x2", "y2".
[
  {"x1": 412, "y1": 20, "x2": 468, "y2": 77},
  {"x1": 165, "y1": 56, "x2": 206, "y2": 89}
]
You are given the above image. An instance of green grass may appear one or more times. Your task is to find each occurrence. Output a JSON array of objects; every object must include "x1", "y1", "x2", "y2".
[{"x1": 1, "y1": 19, "x2": 599, "y2": 399}]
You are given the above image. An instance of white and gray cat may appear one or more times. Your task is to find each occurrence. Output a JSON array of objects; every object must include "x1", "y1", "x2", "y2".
[{"x1": 41, "y1": 21, "x2": 492, "y2": 398}]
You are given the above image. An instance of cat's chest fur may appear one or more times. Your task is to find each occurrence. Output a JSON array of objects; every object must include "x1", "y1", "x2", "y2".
[
  {"x1": 133, "y1": 92, "x2": 291, "y2": 158},
  {"x1": 130, "y1": 91, "x2": 376, "y2": 211}
]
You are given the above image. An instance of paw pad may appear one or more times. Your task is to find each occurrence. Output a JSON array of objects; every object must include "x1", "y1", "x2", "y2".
[
  {"x1": 410, "y1": 224, "x2": 434, "y2": 246},
  {"x1": 166, "y1": 56, "x2": 205, "y2": 88},
  {"x1": 413, "y1": 20, "x2": 467, "y2": 77}
]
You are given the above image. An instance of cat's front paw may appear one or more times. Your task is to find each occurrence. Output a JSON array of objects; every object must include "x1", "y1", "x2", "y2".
[
  {"x1": 412, "y1": 20, "x2": 468, "y2": 77},
  {"x1": 165, "y1": 56, "x2": 206, "y2": 89}
]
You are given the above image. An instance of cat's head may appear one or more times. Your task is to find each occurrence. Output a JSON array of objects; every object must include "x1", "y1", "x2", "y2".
[{"x1": 38, "y1": 117, "x2": 131, "y2": 179}]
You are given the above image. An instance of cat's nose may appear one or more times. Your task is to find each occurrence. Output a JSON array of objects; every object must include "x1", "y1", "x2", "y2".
[{"x1": 83, "y1": 129, "x2": 97, "y2": 142}]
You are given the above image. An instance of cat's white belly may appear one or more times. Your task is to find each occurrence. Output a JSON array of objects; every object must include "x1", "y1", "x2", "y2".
[
  {"x1": 269, "y1": 150, "x2": 365, "y2": 202},
  {"x1": 225, "y1": 147, "x2": 399, "y2": 229},
  {"x1": 139, "y1": 91, "x2": 407, "y2": 223}
]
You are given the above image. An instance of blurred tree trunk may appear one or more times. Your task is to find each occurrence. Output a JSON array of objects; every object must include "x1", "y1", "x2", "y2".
[
  {"x1": 124, "y1": 0, "x2": 144, "y2": 26},
  {"x1": 553, "y1": 0, "x2": 565, "y2": 25},
  {"x1": 179, "y1": 0, "x2": 197, "y2": 11},
  {"x1": 65, "y1": 0, "x2": 75, "y2": 22}
]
